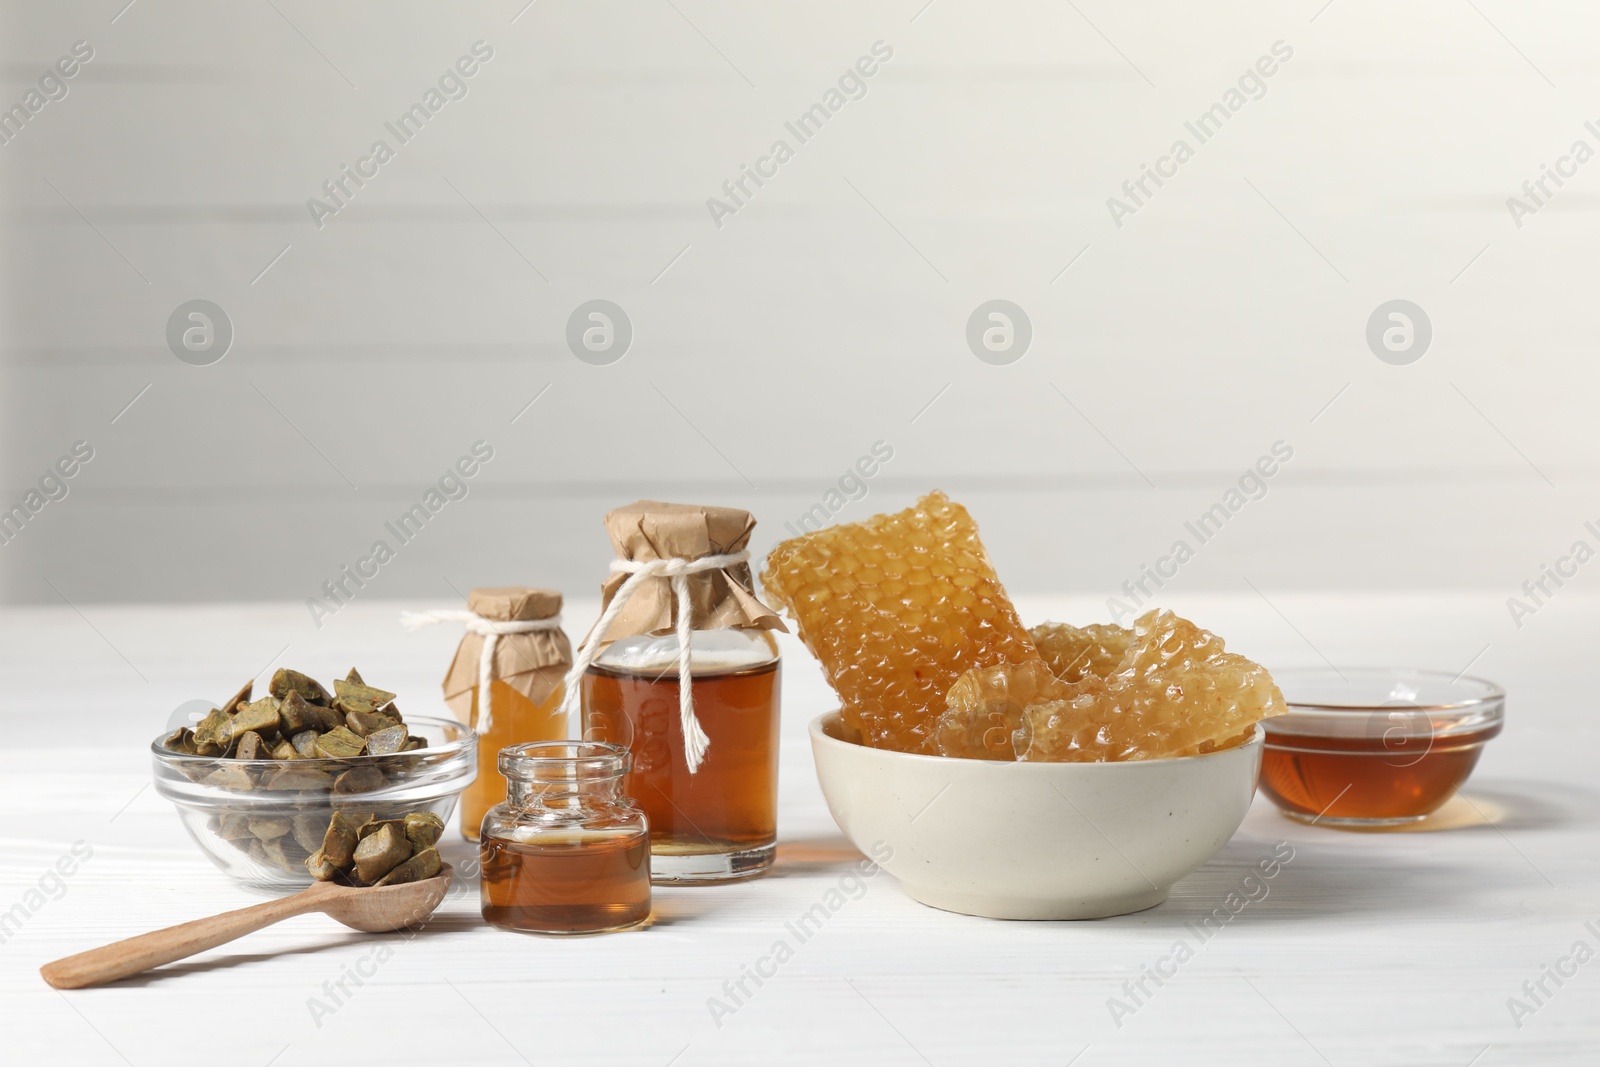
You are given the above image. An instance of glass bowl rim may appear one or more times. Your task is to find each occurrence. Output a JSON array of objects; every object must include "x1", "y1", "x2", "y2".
[
  {"x1": 1270, "y1": 667, "x2": 1504, "y2": 713},
  {"x1": 1265, "y1": 667, "x2": 1504, "y2": 742},
  {"x1": 150, "y1": 711, "x2": 474, "y2": 766}
]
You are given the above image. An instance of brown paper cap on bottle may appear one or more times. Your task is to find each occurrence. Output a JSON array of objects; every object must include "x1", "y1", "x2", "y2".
[
  {"x1": 467, "y1": 587, "x2": 562, "y2": 622},
  {"x1": 440, "y1": 587, "x2": 571, "y2": 727},
  {"x1": 588, "y1": 501, "x2": 785, "y2": 646}
]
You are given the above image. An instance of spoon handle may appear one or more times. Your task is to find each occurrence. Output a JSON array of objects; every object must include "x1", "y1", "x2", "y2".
[{"x1": 40, "y1": 885, "x2": 331, "y2": 989}]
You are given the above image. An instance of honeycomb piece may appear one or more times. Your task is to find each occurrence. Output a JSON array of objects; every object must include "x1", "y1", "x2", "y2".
[
  {"x1": 760, "y1": 491, "x2": 1035, "y2": 754},
  {"x1": 937, "y1": 659, "x2": 1067, "y2": 760},
  {"x1": 1030, "y1": 622, "x2": 1132, "y2": 683},
  {"x1": 1014, "y1": 609, "x2": 1286, "y2": 761}
]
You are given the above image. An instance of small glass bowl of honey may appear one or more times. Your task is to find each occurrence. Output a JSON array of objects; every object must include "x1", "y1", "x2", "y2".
[
  {"x1": 479, "y1": 741, "x2": 652, "y2": 934},
  {"x1": 1259, "y1": 668, "x2": 1504, "y2": 828}
]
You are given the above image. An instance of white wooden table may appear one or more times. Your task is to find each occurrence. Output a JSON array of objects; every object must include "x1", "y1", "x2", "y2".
[{"x1": 4, "y1": 592, "x2": 1595, "y2": 1066}]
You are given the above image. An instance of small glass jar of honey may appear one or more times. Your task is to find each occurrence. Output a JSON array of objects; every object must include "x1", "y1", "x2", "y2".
[
  {"x1": 1259, "y1": 668, "x2": 1505, "y2": 828},
  {"x1": 480, "y1": 741, "x2": 651, "y2": 934}
]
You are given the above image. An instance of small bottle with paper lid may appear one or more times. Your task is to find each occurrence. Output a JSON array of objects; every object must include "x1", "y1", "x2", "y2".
[
  {"x1": 559, "y1": 501, "x2": 786, "y2": 884},
  {"x1": 402, "y1": 587, "x2": 572, "y2": 841}
]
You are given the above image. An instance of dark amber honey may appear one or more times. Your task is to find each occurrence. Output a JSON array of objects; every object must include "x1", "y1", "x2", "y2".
[
  {"x1": 582, "y1": 660, "x2": 779, "y2": 867},
  {"x1": 480, "y1": 830, "x2": 651, "y2": 933},
  {"x1": 1259, "y1": 724, "x2": 1502, "y2": 824}
]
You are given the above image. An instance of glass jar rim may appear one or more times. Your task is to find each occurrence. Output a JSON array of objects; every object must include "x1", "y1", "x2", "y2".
[
  {"x1": 498, "y1": 740, "x2": 629, "y2": 781},
  {"x1": 1264, "y1": 667, "x2": 1505, "y2": 740}
]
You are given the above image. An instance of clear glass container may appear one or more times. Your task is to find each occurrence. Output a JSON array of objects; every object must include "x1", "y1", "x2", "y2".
[
  {"x1": 151, "y1": 713, "x2": 475, "y2": 890},
  {"x1": 1259, "y1": 668, "x2": 1505, "y2": 828},
  {"x1": 479, "y1": 741, "x2": 651, "y2": 934},
  {"x1": 582, "y1": 629, "x2": 780, "y2": 883}
]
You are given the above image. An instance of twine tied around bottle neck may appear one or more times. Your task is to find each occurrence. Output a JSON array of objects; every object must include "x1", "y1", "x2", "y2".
[
  {"x1": 557, "y1": 550, "x2": 750, "y2": 775},
  {"x1": 398, "y1": 610, "x2": 564, "y2": 736}
]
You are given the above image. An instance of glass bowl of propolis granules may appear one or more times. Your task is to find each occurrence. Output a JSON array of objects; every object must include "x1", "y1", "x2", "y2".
[
  {"x1": 1258, "y1": 668, "x2": 1505, "y2": 828},
  {"x1": 763, "y1": 491, "x2": 1285, "y2": 920},
  {"x1": 152, "y1": 668, "x2": 475, "y2": 889}
]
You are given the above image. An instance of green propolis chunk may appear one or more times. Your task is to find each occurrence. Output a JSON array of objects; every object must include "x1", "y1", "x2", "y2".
[
  {"x1": 402, "y1": 737, "x2": 427, "y2": 751},
  {"x1": 263, "y1": 766, "x2": 334, "y2": 791},
  {"x1": 247, "y1": 815, "x2": 291, "y2": 841},
  {"x1": 356, "y1": 818, "x2": 406, "y2": 841},
  {"x1": 377, "y1": 701, "x2": 405, "y2": 724},
  {"x1": 345, "y1": 667, "x2": 366, "y2": 686},
  {"x1": 320, "y1": 812, "x2": 362, "y2": 867},
  {"x1": 313, "y1": 725, "x2": 366, "y2": 759},
  {"x1": 362, "y1": 725, "x2": 409, "y2": 756},
  {"x1": 219, "y1": 679, "x2": 254, "y2": 715},
  {"x1": 202, "y1": 763, "x2": 254, "y2": 792},
  {"x1": 310, "y1": 703, "x2": 346, "y2": 732},
  {"x1": 333, "y1": 766, "x2": 387, "y2": 794},
  {"x1": 305, "y1": 851, "x2": 339, "y2": 881},
  {"x1": 261, "y1": 835, "x2": 307, "y2": 871},
  {"x1": 234, "y1": 731, "x2": 269, "y2": 761},
  {"x1": 403, "y1": 812, "x2": 444, "y2": 852},
  {"x1": 193, "y1": 707, "x2": 232, "y2": 748},
  {"x1": 269, "y1": 668, "x2": 332, "y2": 707},
  {"x1": 352, "y1": 824, "x2": 412, "y2": 884},
  {"x1": 278, "y1": 690, "x2": 322, "y2": 735},
  {"x1": 344, "y1": 710, "x2": 399, "y2": 738},
  {"x1": 230, "y1": 697, "x2": 282, "y2": 740},
  {"x1": 290, "y1": 730, "x2": 321, "y2": 758},
  {"x1": 291, "y1": 814, "x2": 326, "y2": 853},
  {"x1": 217, "y1": 813, "x2": 254, "y2": 841},
  {"x1": 374, "y1": 847, "x2": 441, "y2": 887},
  {"x1": 333, "y1": 678, "x2": 397, "y2": 715},
  {"x1": 300, "y1": 808, "x2": 441, "y2": 884},
  {"x1": 271, "y1": 739, "x2": 299, "y2": 761},
  {"x1": 163, "y1": 728, "x2": 200, "y2": 755}
]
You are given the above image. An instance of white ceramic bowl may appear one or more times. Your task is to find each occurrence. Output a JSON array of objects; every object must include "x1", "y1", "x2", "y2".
[{"x1": 809, "y1": 713, "x2": 1263, "y2": 920}]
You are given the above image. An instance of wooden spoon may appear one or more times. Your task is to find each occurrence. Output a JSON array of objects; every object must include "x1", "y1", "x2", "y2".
[{"x1": 40, "y1": 865, "x2": 452, "y2": 990}]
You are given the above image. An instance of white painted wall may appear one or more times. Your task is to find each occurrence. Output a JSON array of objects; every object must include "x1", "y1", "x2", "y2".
[{"x1": 2, "y1": 1, "x2": 1594, "y2": 616}]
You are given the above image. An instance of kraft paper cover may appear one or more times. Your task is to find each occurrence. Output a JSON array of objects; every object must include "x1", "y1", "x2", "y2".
[
  {"x1": 589, "y1": 501, "x2": 786, "y2": 646},
  {"x1": 441, "y1": 586, "x2": 572, "y2": 727}
]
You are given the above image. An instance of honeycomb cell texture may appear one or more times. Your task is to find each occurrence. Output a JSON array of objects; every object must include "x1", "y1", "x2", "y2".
[
  {"x1": 1030, "y1": 622, "x2": 1132, "y2": 683},
  {"x1": 760, "y1": 491, "x2": 1036, "y2": 754},
  {"x1": 938, "y1": 659, "x2": 1066, "y2": 760},
  {"x1": 1013, "y1": 609, "x2": 1286, "y2": 762}
]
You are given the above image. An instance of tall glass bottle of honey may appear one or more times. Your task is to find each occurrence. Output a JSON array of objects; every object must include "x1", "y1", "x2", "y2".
[
  {"x1": 403, "y1": 586, "x2": 572, "y2": 840},
  {"x1": 561, "y1": 502, "x2": 786, "y2": 883}
]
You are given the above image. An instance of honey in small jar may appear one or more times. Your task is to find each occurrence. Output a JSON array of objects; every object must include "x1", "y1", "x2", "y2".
[
  {"x1": 405, "y1": 587, "x2": 572, "y2": 840},
  {"x1": 480, "y1": 741, "x2": 651, "y2": 934},
  {"x1": 1259, "y1": 669, "x2": 1505, "y2": 828},
  {"x1": 1259, "y1": 724, "x2": 1501, "y2": 824}
]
